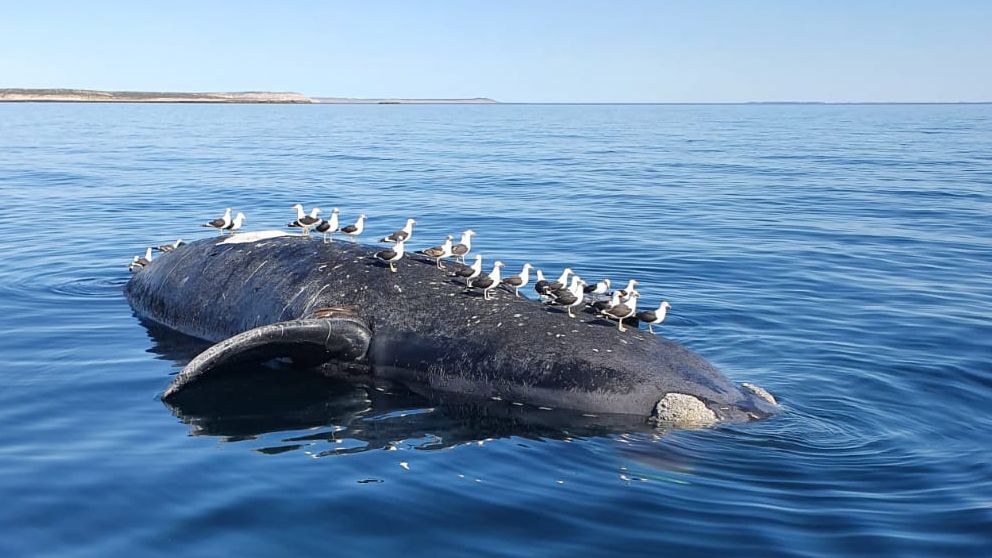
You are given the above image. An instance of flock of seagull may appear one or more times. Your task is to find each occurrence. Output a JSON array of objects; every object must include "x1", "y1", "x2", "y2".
[{"x1": 129, "y1": 205, "x2": 672, "y2": 334}]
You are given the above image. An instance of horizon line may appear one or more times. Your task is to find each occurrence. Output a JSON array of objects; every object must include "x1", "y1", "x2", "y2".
[{"x1": 3, "y1": 87, "x2": 990, "y2": 105}]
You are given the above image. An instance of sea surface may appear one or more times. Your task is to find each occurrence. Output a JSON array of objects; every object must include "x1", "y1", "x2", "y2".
[{"x1": 1, "y1": 103, "x2": 990, "y2": 557}]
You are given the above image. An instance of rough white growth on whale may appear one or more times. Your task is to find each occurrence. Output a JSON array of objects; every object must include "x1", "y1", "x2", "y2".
[
  {"x1": 652, "y1": 393, "x2": 717, "y2": 426},
  {"x1": 220, "y1": 230, "x2": 290, "y2": 244}
]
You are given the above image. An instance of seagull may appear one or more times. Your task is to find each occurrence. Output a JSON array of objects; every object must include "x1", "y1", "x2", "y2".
[
  {"x1": 374, "y1": 238, "x2": 406, "y2": 272},
  {"x1": 154, "y1": 239, "x2": 184, "y2": 253},
  {"x1": 128, "y1": 248, "x2": 153, "y2": 272},
  {"x1": 202, "y1": 208, "x2": 232, "y2": 234},
  {"x1": 546, "y1": 274, "x2": 577, "y2": 301},
  {"x1": 542, "y1": 268, "x2": 573, "y2": 295},
  {"x1": 472, "y1": 261, "x2": 505, "y2": 300},
  {"x1": 381, "y1": 218, "x2": 416, "y2": 243},
  {"x1": 451, "y1": 230, "x2": 476, "y2": 263},
  {"x1": 533, "y1": 270, "x2": 550, "y2": 297},
  {"x1": 637, "y1": 301, "x2": 671, "y2": 334},
  {"x1": 600, "y1": 292, "x2": 640, "y2": 332},
  {"x1": 423, "y1": 235, "x2": 454, "y2": 269},
  {"x1": 314, "y1": 208, "x2": 340, "y2": 243},
  {"x1": 339, "y1": 214, "x2": 367, "y2": 242},
  {"x1": 289, "y1": 205, "x2": 321, "y2": 236},
  {"x1": 547, "y1": 276, "x2": 587, "y2": 317},
  {"x1": 224, "y1": 212, "x2": 246, "y2": 233},
  {"x1": 592, "y1": 290, "x2": 621, "y2": 313},
  {"x1": 290, "y1": 203, "x2": 307, "y2": 223},
  {"x1": 584, "y1": 278, "x2": 611, "y2": 295},
  {"x1": 618, "y1": 279, "x2": 640, "y2": 300},
  {"x1": 501, "y1": 263, "x2": 533, "y2": 297},
  {"x1": 453, "y1": 254, "x2": 483, "y2": 286}
]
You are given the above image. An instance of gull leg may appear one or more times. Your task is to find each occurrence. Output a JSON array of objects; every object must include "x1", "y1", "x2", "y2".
[
  {"x1": 568, "y1": 307, "x2": 574, "y2": 318},
  {"x1": 618, "y1": 318, "x2": 626, "y2": 332},
  {"x1": 390, "y1": 262, "x2": 397, "y2": 273},
  {"x1": 648, "y1": 324, "x2": 654, "y2": 333}
]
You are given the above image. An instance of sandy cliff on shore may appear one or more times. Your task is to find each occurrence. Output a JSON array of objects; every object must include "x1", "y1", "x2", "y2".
[{"x1": 0, "y1": 88, "x2": 314, "y2": 103}]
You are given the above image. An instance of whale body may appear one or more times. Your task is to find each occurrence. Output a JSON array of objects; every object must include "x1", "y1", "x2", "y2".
[{"x1": 124, "y1": 232, "x2": 778, "y2": 425}]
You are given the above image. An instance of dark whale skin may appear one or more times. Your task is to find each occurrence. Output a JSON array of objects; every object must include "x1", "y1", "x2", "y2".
[{"x1": 125, "y1": 234, "x2": 777, "y2": 422}]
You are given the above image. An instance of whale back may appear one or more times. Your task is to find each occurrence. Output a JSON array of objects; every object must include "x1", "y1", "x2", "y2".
[{"x1": 126, "y1": 235, "x2": 774, "y2": 419}]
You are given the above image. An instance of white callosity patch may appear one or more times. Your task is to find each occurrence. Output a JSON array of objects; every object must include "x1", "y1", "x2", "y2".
[
  {"x1": 652, "y1": 393, "x2": 717, "y2": 426},
  {"x1": 220, "y1": 230, "x2": 290, "y2": 244},
  {"x1": 742, "y1": 383, "x2": 777, "y2": 405}
]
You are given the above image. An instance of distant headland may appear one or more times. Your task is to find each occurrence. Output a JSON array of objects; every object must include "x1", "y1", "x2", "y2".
[
  {"x1": 0, "y1": 88, "x2": 314, "y2": 103},
  {"x1": 0, "y1": 88, "x2": 499, "y2": 104}
]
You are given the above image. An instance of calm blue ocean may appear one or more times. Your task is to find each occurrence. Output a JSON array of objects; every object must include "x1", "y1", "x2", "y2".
[{"x1": 0, "y1": 103, "x2": 990, "y2": 557}]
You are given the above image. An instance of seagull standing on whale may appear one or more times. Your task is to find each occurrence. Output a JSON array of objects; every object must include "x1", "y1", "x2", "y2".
[
  {"x1": 453, "y1": 254, "x2": 483, "y2": 287},
  {"x1": 618, "y1": 279, "x2": 640, "y2": 300},
  {"x1": 601, "y1": 292, "x2": 640, "y2": 332},
  {"x1": 128, "y1": 247, "x2": 153, "y2": 272},
  {"x1": 501, "y1": 263, "x2": 533, "y2": 297},
  {"x1": 154, "y1": 239, "x2": 184, "y2": 253},
  {"x1": 592, "y1": 290, "x2": 622, "y2": 313},
  {"x1": 423, "y1": 235, "x2": 454, "y2": 269},
  {"x1": 288, "y1": 204, "x2": 313, "y2": 228},
  {"x1": 202, "y1": 208, "x2": 232, "y2": 234},
  {"x1": 637, "y1": 301, "x2": 671, "y2": 334},
  {"x1": 533, "y1": 270, "x2": 550, "y2": 298},
  {"x1": 451, "y1": 230, "x2": 476, "y2": 264},
  {"x1": 290, "y1": 203, "x2": 307, "y2": 223},
  {"x1": 339, "y1": 214, "x2": 367, "y2": 242},
  {"x1": 542, "y1": 268, "x2": 573, "y2": 296},
  {"x1": 314, "y1": 208, "x2": 340, "y2": 243},
  {"x1": 585, "y1": 278, "x2": 611, "y2": 295},
  {"x1": 289, "y1": 205, "x2": 321, "y2": 236},
  {"x1": 381, "y1": 218, "x2": 416, "y2": 243},
  {"x1": 547, "y1": 275, "x2": 587, "y2": 318},
  {"x1": 224, "y1": 212, "x2": 246, "y2": 234},
  {"x1": 374, "y1": 238, "x2": 406, "y2": 272},
  {"x1": 472, "y1": 261, "x2": 505, "y2": 300}
]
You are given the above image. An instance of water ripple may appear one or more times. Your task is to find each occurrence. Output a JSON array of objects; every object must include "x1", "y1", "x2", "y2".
[{"x1": 0, "y1": 102, "x2": 990, "y2": 557}]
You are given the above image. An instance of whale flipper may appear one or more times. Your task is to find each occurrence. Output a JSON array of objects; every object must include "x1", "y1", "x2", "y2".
[{"x1": 162, "y1": 317, "x2": 371, "y2": 400}]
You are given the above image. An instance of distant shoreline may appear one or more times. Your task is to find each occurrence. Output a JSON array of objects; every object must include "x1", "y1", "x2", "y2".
[
  {"x1": 315, "y1": 97, "x2": 497, "y2": 104},
  {"x1": 0, "y1": 88, "x2": 315, "y2": 104},
  {"x1": 0, "y1": 88, "x2": 499, "y2": 105},
  {"x1": 1, "y1": 89, "x2": 986, "y2": 105}
]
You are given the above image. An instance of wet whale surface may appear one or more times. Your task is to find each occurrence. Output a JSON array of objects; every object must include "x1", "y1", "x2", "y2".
[{"x1": 126, "y1": 234, "x2": 777, "y2": 422}]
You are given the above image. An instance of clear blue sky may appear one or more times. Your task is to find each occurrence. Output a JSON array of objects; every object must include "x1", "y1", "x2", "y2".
[{"x1": 2, "y1": 0, "x2": 990, "y2": 102}]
